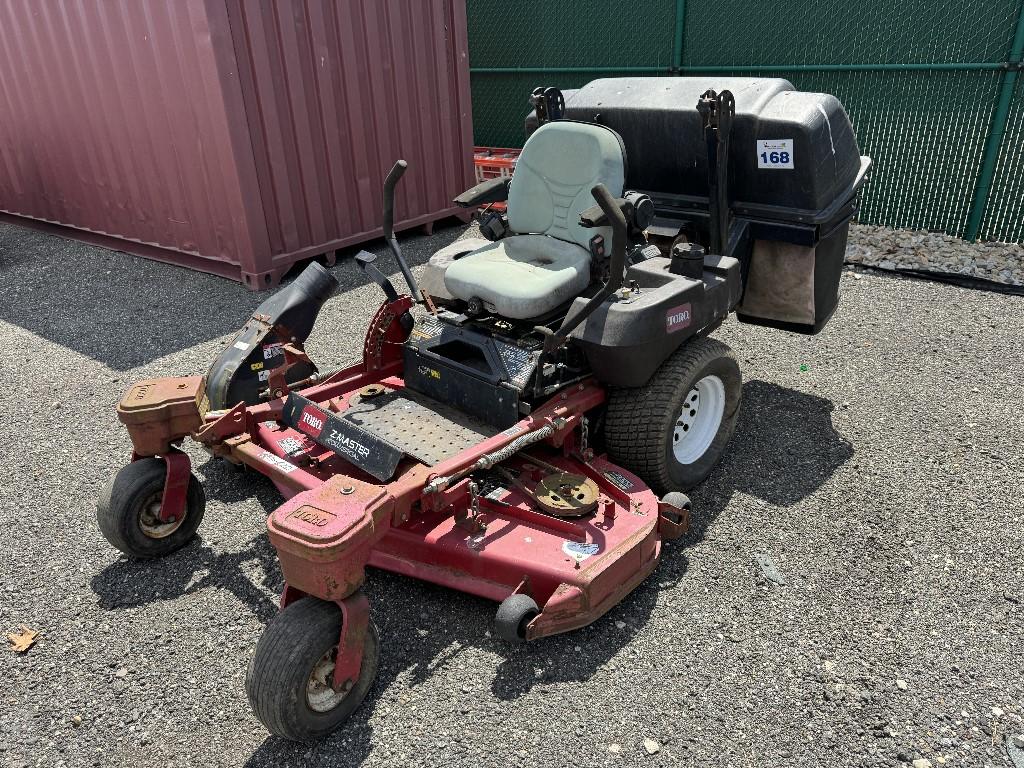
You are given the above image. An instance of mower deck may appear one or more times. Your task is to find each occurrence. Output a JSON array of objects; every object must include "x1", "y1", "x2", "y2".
[
  {"x1": 237, "y1": 373, "x2": 667, "y2": 640},
  {"x1": 370, "y1": 454, "x2": 660, "y2": 639}
]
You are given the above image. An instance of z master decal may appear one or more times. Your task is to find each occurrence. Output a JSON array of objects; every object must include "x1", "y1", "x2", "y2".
[{"x1": 281, "y1": 392, "x2": 403, "y2": 481}]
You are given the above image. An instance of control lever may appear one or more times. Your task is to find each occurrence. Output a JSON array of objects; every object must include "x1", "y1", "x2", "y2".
[
  {"x1": 355, "y1": 251, "x2": 400, "y2": 303},
  {"x1": 356, "y1": 251, "x2": 414, "y2": 333},
  {"x1": 540, "y1": 184, "x2": 627, "y2": 355},
  {"x1": 381, "y1": 160, "x2": 421, "y2": 301}
]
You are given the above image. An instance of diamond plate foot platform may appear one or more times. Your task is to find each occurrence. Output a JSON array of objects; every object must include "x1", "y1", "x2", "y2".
[{"x1": 340, "y1": 388, "x2": 498, "y2": 466}]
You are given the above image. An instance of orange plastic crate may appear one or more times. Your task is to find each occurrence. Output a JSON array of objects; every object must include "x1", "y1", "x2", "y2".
[{"x1": 473, "y1": 146, "x2": 521, "y2": 210}]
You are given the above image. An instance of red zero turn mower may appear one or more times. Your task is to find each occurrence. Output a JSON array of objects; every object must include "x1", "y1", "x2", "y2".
[{"x1": 99, "y1": 80, "x2": 868, "y2": 740}]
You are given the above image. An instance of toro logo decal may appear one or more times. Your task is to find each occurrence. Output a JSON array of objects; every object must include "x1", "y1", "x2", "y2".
[
  {"x1": 297, "y1": 406, "x2": 326, "y2": 437},
  {"x1": 666, "y1": 303, "x2": 692, "y2": 333}
]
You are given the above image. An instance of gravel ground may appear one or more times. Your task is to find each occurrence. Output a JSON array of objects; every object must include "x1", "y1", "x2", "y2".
[
  {"x1": 1, "y1": 220, "x2": 1022, "y2": 768},
  {"x1": 846, "y1": 224, "x2": 1024, "y2": 287}
]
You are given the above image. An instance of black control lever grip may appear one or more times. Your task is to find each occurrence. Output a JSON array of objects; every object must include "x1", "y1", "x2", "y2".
[
  {"x1": 591, "y1": 184, "x2": 627, "y2": 255},
  {"x1": 354, "y1": 250, "x2": 399, "y2": 303},
  {"x1": 382, "y1": 160, "x2": 407, "y2": 241}
]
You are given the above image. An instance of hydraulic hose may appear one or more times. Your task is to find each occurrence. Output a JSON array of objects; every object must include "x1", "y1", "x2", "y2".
[{"x1": 423, "y1": 419, "x2": 566, "y2": 494}]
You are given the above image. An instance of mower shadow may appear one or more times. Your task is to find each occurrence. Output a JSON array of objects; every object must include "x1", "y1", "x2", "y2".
[
  {"x1": 239, "y1": 554, "x2": 691, "y2": 768},
  {"x1": 0, "y1": 219, "x2": 466, "y2": 371},
  {"x1": 685, "y1": 379, "x2": 854, "y2": 543},
  {"x1": 89, "y1": 534, "x2": 284, "y2": 623},
  {"x1": 89, "y1": 460, "x2": 288, "y2": 620}
]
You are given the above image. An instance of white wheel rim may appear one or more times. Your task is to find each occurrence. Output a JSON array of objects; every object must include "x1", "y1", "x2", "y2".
[
  {"x1": 138, "y1": 494, "x2": 185, "y2": 539},
  {"x1": 306, "y1": 647, "x2": 348, "y2": 713},
  {"x1": 672, "y1": 375, "x2": 725, "y2": 464}
]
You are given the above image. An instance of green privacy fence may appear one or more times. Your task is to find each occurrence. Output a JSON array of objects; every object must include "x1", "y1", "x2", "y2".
[{"x1": 467, "y1": 0, "x2": 1024, "y2": 242}]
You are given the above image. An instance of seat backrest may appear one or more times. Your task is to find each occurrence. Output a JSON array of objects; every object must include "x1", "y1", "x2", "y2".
[{"x1": 506, "y1": 121, "x2": 626, "y2": 249}]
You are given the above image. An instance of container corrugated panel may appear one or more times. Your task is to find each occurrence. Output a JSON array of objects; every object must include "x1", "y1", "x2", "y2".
[{"x1": 0, "y1": 0, "x2": 474, "y2": 288}]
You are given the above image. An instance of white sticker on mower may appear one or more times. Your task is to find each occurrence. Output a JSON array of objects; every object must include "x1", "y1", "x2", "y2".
[
  {"x1": 603, "y1": 470, "x2": 634, "y2": 492},
  {"x1": 757, "y1": 139, "x2": 794, "y2": 169},
  {"x1": 258, "y1": 369, "x2": 270, "y2": 381},
  {"x1": 485, "y1": 486, "x2": 508, "y2": 501},
  {"x1": 259, "y1": 450, "x2": 297, "y2": 474},
  {"x1": 277, "y1": 437, "x2": 305, "y2": 454},
  {"x1": 563, "y1": 541, "x2": 600, "y2": 562},
  {"x1": 233, "y1": 341, "x2": 250, "y2": 351},
  {"x1": 263, "y1": 343, "x2": 284, "y2": 360},
  {"x1": 501, "y1": 425, "x2": 526, "y2": 438}
]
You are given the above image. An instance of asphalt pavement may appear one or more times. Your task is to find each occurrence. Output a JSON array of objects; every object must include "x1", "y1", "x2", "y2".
[{"x1": 1, "y1": 220, "x2": 1021, "y2": 768}]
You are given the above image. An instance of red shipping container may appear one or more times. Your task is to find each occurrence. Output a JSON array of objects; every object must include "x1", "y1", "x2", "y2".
[{"x1": 0, "y1": 0, "x2": 474, "y2": 288}]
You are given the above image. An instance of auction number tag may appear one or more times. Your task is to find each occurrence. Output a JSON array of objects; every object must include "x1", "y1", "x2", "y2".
[{"x1": 757, "y1": 139, "x2": 794, "y2": 169}]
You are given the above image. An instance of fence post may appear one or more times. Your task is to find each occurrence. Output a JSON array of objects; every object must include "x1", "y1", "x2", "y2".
[
  {"x1": 672, "y1": 0, "x2": 686, "y2": 73},
  {"x1": 965, "y1": 0, "x2": 1024, "y2": 241}
]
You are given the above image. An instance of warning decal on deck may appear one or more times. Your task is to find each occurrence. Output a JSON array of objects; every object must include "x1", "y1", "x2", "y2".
[
  {"x1": 259, "y1": 450, "x2": 297, "y2": 474},
  {"x1": 563, "y1": 541, "x2": 600, "y2": 562}
]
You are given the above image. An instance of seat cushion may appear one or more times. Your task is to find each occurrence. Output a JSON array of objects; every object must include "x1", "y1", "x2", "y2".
[
  {"x1": 443, "y1": 235, "x2": 591, "y2": 319},
  {"x1": 421, "y1": 237, "x2": 491, "y2": 302},
  {"x1": 507, "y1": 121, "x2": 626, "y2": 250}
]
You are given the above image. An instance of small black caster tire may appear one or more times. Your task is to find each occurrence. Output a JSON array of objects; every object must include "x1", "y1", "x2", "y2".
[
  {"x1": 96, "y1": 457, "x2": 205, "y2": 559},
  {"x1": 660, "y1": 492, "x2": 692, "y2": 525},
  {"x1": 495, "y1": 594, "x2": 540, "y2": 644},
  {"x1": 246, "y1": 597, "x2": 380, "y2": 742}
]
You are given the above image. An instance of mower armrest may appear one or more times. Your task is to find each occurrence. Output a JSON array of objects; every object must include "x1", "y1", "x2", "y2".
[
  {"x1": 454, "y1": 177, "x2": 511, "y2": 208},
  {"x1": 579, "y1": 198, "x2": 627, "y2": 228},
  {"x1": 580, "y1": 191, "x2": 654, "y2": 230}
]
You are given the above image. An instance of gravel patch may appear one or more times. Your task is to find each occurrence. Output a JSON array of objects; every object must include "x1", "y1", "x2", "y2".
[
  {"x1": 846, "y1": 224, "x2": 1024, "y2": 286},
  {"x1": 1, "y1": 220, "x2": 1022, "y2": 768}
]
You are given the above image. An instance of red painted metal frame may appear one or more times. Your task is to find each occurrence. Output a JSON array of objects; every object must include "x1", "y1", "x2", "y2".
[
  {"x1": 332, "y1": 592, "x2": 370, "y2": 690},
  {"x1": 158, "y1": 449, "x2": 193, "y2": 525},
  {"x1": 127, "y1": 447, "x2": 192, "y2": 525},
  {"x1": 172, "y1": 294, "x2": 678, "y2": 693}
]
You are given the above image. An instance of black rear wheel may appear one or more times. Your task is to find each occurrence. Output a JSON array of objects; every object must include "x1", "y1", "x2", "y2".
[
  {"x1": 96, "y1": 458, "x2": 205, "y2": 558},
  {"x1": 605, "y1": 337, "x2": 741, "y2": 494}
]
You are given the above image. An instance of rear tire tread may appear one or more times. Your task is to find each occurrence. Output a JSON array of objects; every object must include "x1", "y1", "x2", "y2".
[{"x1": 604, "y1": 337, "x2": 741, "y2": 495}]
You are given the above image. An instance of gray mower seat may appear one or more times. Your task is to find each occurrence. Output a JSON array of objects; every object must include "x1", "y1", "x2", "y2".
[
  {"x1": 441, "y1": 120, "x2": 626, "y2": 320},
  {"x1": 442, "y1": 235, "x2": 591, "y2": 319}
]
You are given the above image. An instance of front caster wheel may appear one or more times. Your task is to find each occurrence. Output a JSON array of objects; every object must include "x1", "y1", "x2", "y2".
[
  {"x1": 246, "y1": 597, "x2": 380, "y2": 742},
  {"x1": 96, "y1": 458, "x2": 205, "y2": 558},
  {"x1": 495, "y1": 594, "x2": 540, "y2": 644}
]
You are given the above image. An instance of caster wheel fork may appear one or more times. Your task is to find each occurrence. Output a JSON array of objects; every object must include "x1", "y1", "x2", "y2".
[{"x1": 96, "y1": 451, "x2": 205, "y2": 558}]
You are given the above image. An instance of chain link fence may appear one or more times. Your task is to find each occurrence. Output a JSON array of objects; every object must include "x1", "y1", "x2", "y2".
[{"x1": 467, "y1": 0, "x2": 1024, "y2": 242}]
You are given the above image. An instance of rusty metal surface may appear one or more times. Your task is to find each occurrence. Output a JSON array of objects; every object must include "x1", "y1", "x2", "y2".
[
  {"x1": 0, "y1": 0, "x2": 474, "y2": 288},
  {"x1": 116, "y1": 376, "x2": 207, "y2": 456},
  {"x1": 342, "y1": 388, "x2": 497, "y2": 466}
]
